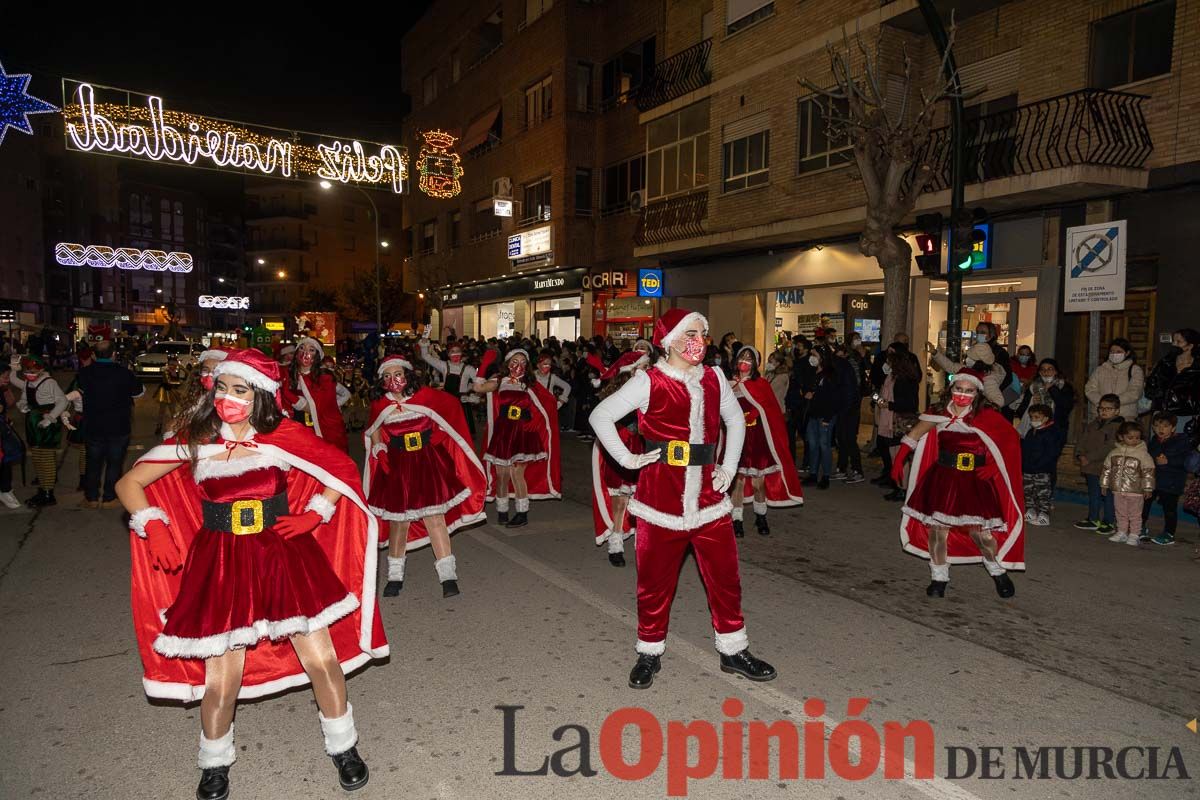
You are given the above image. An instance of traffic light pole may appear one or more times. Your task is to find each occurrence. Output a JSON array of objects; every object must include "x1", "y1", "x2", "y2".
[{"x1": 919, "y1": 0, "x2": 966, "y2": 366}]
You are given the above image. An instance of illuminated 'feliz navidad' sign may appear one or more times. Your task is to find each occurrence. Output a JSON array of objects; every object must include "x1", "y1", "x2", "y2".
[{"x1": 61, "y1": 80, "x2": 408, "y2": 193}]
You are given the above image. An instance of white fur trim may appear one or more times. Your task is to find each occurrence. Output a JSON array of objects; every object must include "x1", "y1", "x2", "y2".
[
  {"x1": 636, "y1": 639, "x2": 666, "y2": 656},
  {"x1": 129, "y1": 506, "x2": 169, "y2": 539},
  {"x1": 319, "y1": 704, "x2": 358, "y2": 756},
  {"x1": 929, "y1": 563, "x2": 950, "y2": 582},
  {"x1": 628, "y1": 496, "x2": 733, "y2": 531},
  {"x1": 660, "y1": 311, "x2": 708, "y2": 351},
  {"x1": 607, "y1": 485, "x2": 635, "y2": 497},
  {"x1": 212, "y1": 360, "x2": 280, "y2": 393},
  {"x1": 648, "y1": 361, "x2": 707, "y2": 521},
  {"x1": 387, "y1": 556, "x2": 406, "y2": 581},
  {"x1": 901, "y1": 507, "x2": 1005, "y2": 530},
  {"x1": 198, "y1": 726, "x2": 236, "y2": 769},
  {"x1": 620, "y1": 354, "x2": 650, "y2": 374},
  {"x1": 152, "y1": 593, "x2": 359, "y2": 659},
  {"x1": 515, "y1": 497, "x2": 530, "y2": 512},
  {"x1": 981, "y1": 558, "x2": 1006, "y2": 577},
  {"x1": 752, "y1": 501, "x2": 767, "y2": 515},
  {"x1": 495, "y1": 496, "x2": 509, "y2": 512},
  {"x1": 736, "y1": 345, "x2": 760, "y2": 364},
  {"x1": 198, "y1": 349, "x2": 229, "y2": 364},
  {"x1": 901, "y1": 435, "x2": 921, "y2": 450},
  {"x1": 378, "y1": 357, "x2": 413, "y2": 375},
  {"x1": 951, "y1": 372, "x2": 984, "y2": 390},
  {"x1": 483, "y1": 451, "x2": 548, "y2": 467},
  {"x1": 919, "y1": 412, "x2": 948, "y2": 423},
  {"x1": 279, "y1": 344, "x2": 296, "y2": 355},
  {"x1": 737, "y1": 464, "x2": 781, "y2": 477},
  {"x1": 370, "y1": 442, "x2": 388, "y2": 459},
  {"x1": 192, "y1": 452, "x2": 291, "y2": 482},
  {"x1": 434, "y1": 555, "x2": 458, "y2": 582},
  {"x1": 731, "y1": 505, "x2": 744, "y2": 521},
  {"x1": 296, "y1": 373, "x2": 323, "y2": 438},
  {"x1": 714, "y1": 627, "x2": 749, "y2": 656},
  {"x1": 305, "y1": 493, "x2": 336, "y2": 523},
  {"x1": 296, "y1": 337, "x2": 325, "y2": 358},
  {"x1": 607, "y1": 532, "x2": 626, "y2": 553},
  {"x1": 369, "y1": 487, "x2": 473, "y2": 522},
  {"x1": 504, "y1": 348, "x2": 530, "y2": 364}
]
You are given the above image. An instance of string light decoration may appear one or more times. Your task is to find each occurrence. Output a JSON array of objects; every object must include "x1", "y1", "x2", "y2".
[
  {"x1": 416, "y1": 130, "x2": 464, "y2": 199},
  {"x1": 0, "y1": 60, "x2": 57, "y2": 147},
  {"x1": 61, "y1": 81, "x2": 408, "y2": 193},
  {"x1": 55, "y1": 242, "x2": 194, "y2": 272},
  {"x1": 198, "y1": 295, "x2": 250, "y2": 309}
]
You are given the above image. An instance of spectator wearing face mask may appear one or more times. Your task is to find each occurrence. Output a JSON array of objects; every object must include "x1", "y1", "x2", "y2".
[
  {"x1": 1012, "y1": 358, "x2": 1076, "y2": 435},
  {"x1": 926, "y1": 341, "x2": 1007, "y2": 408},
  {"x1": 1145, "y1": 328, "x2": 1200, "y2": 434},
  {"x1": 974, "y1": 322, "x2": 1012, "y2": 389},
  {"x1": 764, "y1": 351, "x2": 790, "y2": 412},
  {"x1": 1084, "y1": 337, "x2": 1145, "y2": 422},
  {"x1": 1012, "y1": 345, "x2": 1038, "y2": 389}
]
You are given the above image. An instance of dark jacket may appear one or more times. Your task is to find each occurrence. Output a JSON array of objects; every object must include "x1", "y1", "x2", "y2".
[
  {"x1": 1075, "y1": 416, "x2": 1125, "y2": 477},
  {"x1": 832, "y1": 356, "x2": 860, "y2": 413},
  {"x1": 1013, "y1": 379, "x2": 1076, "y2": 429},
  {"x1": 1148, "y1": 433, "x2": 1192, "y2": 495},
  {"x1": 1146, "y1": 350, "x2": 1200, "y2": 417},
  {"x1": 806, "y1": 373, "x2": 840, "y2": 421},
  {"x1": 1021, "y1": 422, "x2": 1067, "y2": 475},
  {"x1": 887, "y1": 376, "x2": 920, "y2": 416},
  {"x1": 787, "y1": 354, "x2": 816, "y2": 411},
  {"x1": 74, "y1": 360, "x2": 144, "y2": 438}
]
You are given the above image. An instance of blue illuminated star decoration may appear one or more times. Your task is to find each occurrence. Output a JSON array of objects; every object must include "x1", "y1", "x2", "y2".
[{"x1": 0, "y1": 60, "x2": 58, "y2": 147}]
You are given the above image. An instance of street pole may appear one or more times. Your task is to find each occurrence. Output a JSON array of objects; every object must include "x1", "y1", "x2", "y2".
[{"x1": 918, "y1": 0, "x2": 965, "y2": 366}]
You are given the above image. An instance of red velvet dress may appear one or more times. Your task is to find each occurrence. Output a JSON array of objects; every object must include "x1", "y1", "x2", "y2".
[
  {"x1": 599, "y1": 413, "x2": 643, "y2": 494},
  {"x1": 735, "y1": 394, "x2": 777, "y2": 476},
  {"x1": 485, "y1": 385, "x2": 547, "y2": 466},
  {"x1": 902, "y1": 429, "x2": 1005, "y2": 530},
  {"x1": 367, "y1": 412, "x2": 470, "y2": 520},
  {"x1": 155, "y1": 463, "x2": 356, "y2": 658}
]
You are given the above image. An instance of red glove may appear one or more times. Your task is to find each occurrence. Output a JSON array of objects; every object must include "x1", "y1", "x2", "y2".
[
  {"x1": 373, "y1": 443, "x2": 391, "y2": 474},
  {"x1": 274, "y1": 510, "x2": 323, "y2": 539},
  {"x1": 890, "y1": 442, "x2": 914, "y2": 486},
  {"x1": 143, "y1": 519, "x2": 182, "y2": 573}
]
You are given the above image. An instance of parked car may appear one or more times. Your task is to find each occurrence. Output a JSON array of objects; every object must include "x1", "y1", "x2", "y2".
[{"x1": 134, "y1": 341, "x2": 199, "y2": 378}]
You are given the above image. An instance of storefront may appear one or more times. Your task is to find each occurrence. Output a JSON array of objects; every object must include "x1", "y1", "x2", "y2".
[
  {"x1": 585, "y1": 269, "x2": 659, "y2": 341},
  {"x1": 435, "y1": 267, "x2": 587, "y2": 341}
]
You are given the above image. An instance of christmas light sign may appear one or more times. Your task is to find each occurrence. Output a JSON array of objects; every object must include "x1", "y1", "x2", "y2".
[
  {"x1": 199, "y1": 295, "x2": 250, "y2": 309},
  {"x1": 61, "y1": 80, "x2": 408, "y2": 193},
  {"x1": 416, "y1": 130, "x2": 463, "y2": 199},
  {"x1": 55, "y1": 242, "x2": 193, "y2": 272}
]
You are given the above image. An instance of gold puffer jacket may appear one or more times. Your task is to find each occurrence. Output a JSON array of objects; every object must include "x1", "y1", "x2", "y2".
[{"x1": 1100, "y1": 441, "x2": 1156, "y2": 494}]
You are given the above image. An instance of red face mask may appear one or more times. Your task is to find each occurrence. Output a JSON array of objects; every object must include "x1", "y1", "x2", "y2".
[
  {"x1": 449, "y1": 351, "x2": 463, "y2": 363},
  {"x1": 23, "y1": 372, "x2": 39, "y2": 382},
  {"x1": 384, "y1": 373, "x2": 406, "y2": 394},
  {"x1": 677, "y1": 336, "x2": 706, "y2": 365},
  {"x1": 509, "y1": 360, "x2": 527, "y2": 379},
  {"x1": 214, "y1": 393, "x2": 252, "y2": 423},
  {"x1": 297, "y1": 348, "x2": 316, "y2": 368},
  {"x1": 538, "y1": 361, "x2": 551, "y2": 374},
  {"x1": 737, "y1": 361, "x2": 752, "y2": 374},
  {"x1": 199, "y1": 374, "x2": 214, "y2": 391},
  {"x1": 950, "y1": 391, "x2": 975, "y2": 407}
]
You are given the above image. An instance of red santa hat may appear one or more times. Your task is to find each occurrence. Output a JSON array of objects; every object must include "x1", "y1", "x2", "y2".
[
  {"x1": 296, "y1": 336, "x2": 325, "y2": 357},
  {"x1": 652, "y1": 308, "x2": 708, "y2": 351},
  {"x1": 633, "y1": 338, "x2": 652, "y2": 353},
  {"x1": 377, "y1": 355, "x2": 414, "y2": 375},
  {"x1": 198, "y1": 346, "x2": 231, "y2": 364},
  {"x1": 950, "y1": 366, "x2": 986, "y2": 391},
  {"x1": 735, "y1": 345, "x2": 760, "y2": 365},
  {"x1": 213, "y1": 348, "x2": 282, "y2": 393},
  {"x1": 504, "y1": 348, "x2": 530, "y2": 365}
]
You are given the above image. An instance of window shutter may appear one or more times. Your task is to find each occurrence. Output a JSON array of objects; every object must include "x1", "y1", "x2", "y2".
[
  {"x1": 726, "y1": 0, "x2": 772, "y2": 26},
  {"x1": 958, "y1": 50, "x2": 1021, "y2": 105},
  {"x1": 723, "y1": 111, "x2": 770, "y2": 142}
]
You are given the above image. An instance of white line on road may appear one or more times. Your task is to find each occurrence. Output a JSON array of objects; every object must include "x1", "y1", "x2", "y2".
[{"x1": 471, "y1": 525, "x2": 986, "y2": 800}]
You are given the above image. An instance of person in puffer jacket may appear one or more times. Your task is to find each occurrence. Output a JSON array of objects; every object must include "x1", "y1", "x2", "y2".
[
  {"x1": 1141, "y1": 412, "x2": 1193, "y2": 546},
  {"x1": 1100, "y1": 422, "x2": 1156, "y2": 546},
  {"x1": 1020, "y1": 404, "x2": 1067, "y2": 526}
]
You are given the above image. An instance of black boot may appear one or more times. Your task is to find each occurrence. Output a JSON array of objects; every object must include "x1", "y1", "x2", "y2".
[
  {"x1": 608, "y1": 552, "x2": 626, "y2": 567},
  {"x1": 628, "y1": 653, "x2": 661, "y2": 689},
  {"x1": 992, "y1": 572, "x2": 1015, "y2": 598},
  {"x1": 925, "y1": 580, "x2": 948, "y2": 598},
  {"x1": 196, "y1": 766, "x2": 230, "y2": 800},
  {"x1": 882, "y1": 487, "x2": 905, "y2": 502},
  {"x1": 331, "y1": 746, "x2": 369, "y2": 791},
  {"x1": 870, "y1": 473, "x2": 890, "y2": 485},
  {"x1": 506, "y1": 511, "x2": 528, "y2": 528},
  {"x1": 497, "y1": 510, "x2": 509, "y2": 525},
  {"x1": 719, "y1": 649, "x2": 777, "y2": 682},
  {"x1": 441, "y1": 579, "x2": 460, "y2": 598},
  {"x1": 382, "y1": 580, "x2": 403, "y2": 597},
  {"x1": 26, "y1": 489, "x2": 55, "y2": 508},
  {"x1": 733, "y1": 519, "x2": 745, "y2": 538},
  {"x1": 755, "y1": 513, "x2": 770, "y2": 536},
  {"x1": 817, "y1": 476, "x2": 830, "y2": 490}
]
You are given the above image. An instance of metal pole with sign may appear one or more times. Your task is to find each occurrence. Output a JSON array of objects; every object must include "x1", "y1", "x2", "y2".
[{"x1": 1065, "y1": 219, "x2": 1127, "y2": 381}]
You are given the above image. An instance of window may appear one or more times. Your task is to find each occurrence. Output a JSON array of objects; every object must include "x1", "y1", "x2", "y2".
[
  {"x1": 473, "y1": 196, "x2": 501, "y2": 239},
  {"x1": 173, "y1": 201, "x2": 185, "y2": 242},
  {"x1": 422, "y1": 70, "x2": 438, "y2": 105},
  {"x1": 451, "y1": 50, "x2": 461, "y2": 84},
  {"x1": 343, "y1": 234, "x2": 356, "y2": 251},
  {"x1": 450, "y1": 211, "x2": 462, "y2": 248},
  {"x1": 575, "y1": 62, "x2": 594, "y2": 112},
  {"x1": 525, "y1": 75, "x2": 553, "y2": 128},
  {"x1": 722, "y1": 128, "x2": 770, "y2": 192},
  {"x1": 602, "y1": 155, "x2": 646, "y2": 213},
  {"x1": 419, "y1": 220, "x2": 437, "y2": 254},
  {"x1": 129, "y1": 193, "x2": 141, "y2": 233},
  {"x1": 601, "y1": 37, "x2": 655, "y2": 107},
  {"x1": 574, "y1": 169, "x2": 592, "y2": 215},
  {"x1": 726, "y1": 0, "x2": 774, "y2": 35},
  {"x1": 160, "y1": 198, "x2": 171, "y2": 239},
  {"x1": 523, "y1": 177, "x2": 552, "y2": 223},
  {"x1": 645, "y1": 99, "x2": 710, "y2": 200},
  {"x1": 343, "y1": 205, "x2": 355, "y2": 222},
  {"x1": 1090, "y1": 0, "x2": 1175, "y2": 89},
  {"x1": 524, "y1": 0, "x2": 553, "y2": 27},
  {"x1": 797, "y1": 96, "x2": 851, "y2": 174}
]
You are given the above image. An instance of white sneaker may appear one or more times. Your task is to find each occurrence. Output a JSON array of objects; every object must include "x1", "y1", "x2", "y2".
[
  {"x1": 1037, "y1": 513, "x2": 1051, "y2": 526},
  {"x1": 0, "y1": 491, "x2": 20, "y2": 509},
  {"x1": 1107, "y1": 531, "x2": 1128, "y2": 543},
  {"x1": 1125, "y1": 534, "x2": 1140, "y2": 547}
]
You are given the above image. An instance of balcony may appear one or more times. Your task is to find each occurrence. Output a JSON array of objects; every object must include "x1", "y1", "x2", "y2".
[
  {"x1": 635, "y1": 39, "x2": 712, "y2": 112},
  {"x1": 634, "y1": 190, "x2": 707, "y2": 246}
]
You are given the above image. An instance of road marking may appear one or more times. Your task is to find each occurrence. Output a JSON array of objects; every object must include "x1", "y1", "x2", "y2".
[{"x1": 471, "y1": 526, "x2": 985, "y2": 800}]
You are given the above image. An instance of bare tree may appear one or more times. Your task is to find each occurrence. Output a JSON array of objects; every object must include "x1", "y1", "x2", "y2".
[{"x1": 801, "y1": 20, "x2": 965, "y2": 343}]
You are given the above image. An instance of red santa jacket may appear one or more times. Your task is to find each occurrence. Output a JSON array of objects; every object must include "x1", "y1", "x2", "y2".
[{"x1": 281, "y1": 370, "x2": 348, "y2": 451}]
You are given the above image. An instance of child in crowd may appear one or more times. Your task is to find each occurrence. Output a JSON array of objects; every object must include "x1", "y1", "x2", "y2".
[
  {"x1": 1020, "y1": 403, "x2": 1067, "y2": 526},
  {"x1": 1074, "y1": 394, "x2": 1123, "y2": 534},
  {"x1": 1142, "y1": 412, "x2": 1191, "y2": 545},
  {"x1": 1100, "y1": 421, "x2": 1156, "y2": 546}
]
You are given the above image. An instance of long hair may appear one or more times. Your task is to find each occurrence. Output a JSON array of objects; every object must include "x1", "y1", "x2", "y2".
[
  {"x1": 735, "y1": 348, "x2": 761, "y2": 381},
  {"x1": 946, "y1": 378, "x2": 987, "y2": 416},
  {"x1": 503, "y1": 352, "x2": 536, "y2": 388},
  {"x1": 372, "y1": 364, "x2": 425, "y2": 401},
  {"x1": 180, "y1": 385, "x2": 283, "y2": 466},
  {"x1": 1108, "y1": 337, "x2": 1136, "y2": 364},
  {"x1": 289, "y1": 351, "x2": 331, "y2": 392}
]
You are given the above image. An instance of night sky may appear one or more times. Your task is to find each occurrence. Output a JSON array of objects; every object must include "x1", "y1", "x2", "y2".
[{"x1": 4, "y1": 9, "x2": 435, "y2": 141}]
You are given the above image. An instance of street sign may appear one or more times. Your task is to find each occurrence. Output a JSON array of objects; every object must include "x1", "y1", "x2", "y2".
[
  {"x1": 1064, "y1": 220, "x2": 1126, "y2": 312},
  {"x1": 638, "y1": 268, "x2": 663, "y2": 298},
  {"x1": 507, "y1": 225, "x2": 551, "y2": 260}
]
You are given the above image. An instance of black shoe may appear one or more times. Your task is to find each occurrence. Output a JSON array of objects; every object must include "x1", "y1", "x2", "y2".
[
  {"x1": 332, "y1": 746, "x2": 369, "y2": 791},
  {"x1": 733, "y1": 519, "x2": 744, "y2": 538},
  {"x1": 882, "y1": 488, "x2": 905, "y2": 502},
  {"x1": 196, "y1": 766, "x2": 230, "y2": 800},
  {"x1": 26, "y1": 489, "x2": 55, "y2": 508},
  {"x1": 926, "y1": 580, "x2": 948, "y2": 598},
  {"x1": 608, "y1": 552, "x2": 626, "y2": 567},
  {"x1": 719, "y1": 649, "x2": 777, "y2": 682},
  {"x1": 801, "y1": 476, "x2": 817, "y2": 486},
  {"x1": 382, "y1": 580, "x2": 403, "y2": 597},
  {"x1": 506, "y1": 511, "x2": 528, "y2": 528},
  {"x1": 755, "y1": 513, "x2": 770, "y2": 536},
  {"x1": 628, "y1": 653, "x2": 661, "y2": 689},
  {"x1": 497, "y1": 510, "x2": 509, "y2": 525},
  {"x1": 817, "y1": 477, "x2": 830, "y2": 490},
  {"x1": 870, "y1": 474, "x2": 890, "y2": 486},
  {"x1": 441, "y1": 579, "x2": 460, "y2": 598},
  {"x1": 992, "y1": 573, "x2": 1015, "y2": 598}
]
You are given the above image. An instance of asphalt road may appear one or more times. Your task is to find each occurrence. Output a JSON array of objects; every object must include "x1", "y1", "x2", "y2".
[{"x1": 0, "y1": 387, "x2": 1196, "y2": 799}]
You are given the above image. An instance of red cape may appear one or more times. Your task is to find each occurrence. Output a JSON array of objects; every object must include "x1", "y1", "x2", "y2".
[
  {"x1": 282, "y1": 371, "x2": 349, "y2": 451},
  {"x1": 130, "y1": 419, "x2": 388, "y2": 702},
  {"x1": 484, "y1": 381, "x2": 562, "y2": 500},
  {"x1": 900, "y1": 406, "x2": 1026, "y2": 570},
  {"x1": 590, "y1": 431, "x2": 640, "y2": 544},
  {"x1": 363, "y1": 388, "x2": 487, "y2": 548},
  {"x1": 736, "y1": 377, "x2": 804, "y2": 507}
]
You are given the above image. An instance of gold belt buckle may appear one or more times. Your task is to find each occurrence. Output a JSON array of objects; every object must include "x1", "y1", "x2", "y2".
[
  {"x1": 666, "y1": 440, "x2": 691, "y2": 466},
  {"x1": 955, "y1": 452, "x2": 976, "y2": 472},
  {"x1": 230, "y1": 499, "x2": 264, "y2": 535},
  {"x1": 506, "y1": 404, "x2": 523, "y2": 420},
  {"x1": 303, "y1": 410, "x2": 314, "y2": 427},
  {"x1": 403, "y1": 431, "x2": 424, "y2": 451}
]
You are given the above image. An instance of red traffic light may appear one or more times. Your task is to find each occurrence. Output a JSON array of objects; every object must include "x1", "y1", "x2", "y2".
[{"x1": 914, "y1": 234, "x2": 938, "y2": 255}]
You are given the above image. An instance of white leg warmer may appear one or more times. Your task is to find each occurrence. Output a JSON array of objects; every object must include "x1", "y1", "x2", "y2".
[
  {"x1": 319, "y1": 704, "x2": 358, "y2": 756},
  {"x1": 495, "y1": 496, "x2": 509, "y2": 512},
  {"x1": 387, "y1": 556, "x2": 406, "y2": 581},
  {"x1": 752, "y1": 501, "x2": 767, "y2": 516},
  {"x1": 731, "y1": 506, "x2": 744, "y2": 521},
  {"x1": 635, "y1": 639, "x2": 665, "y2": 656},
  {"x1": 929, "y1": 563, "x2": 950, "y2": 582},
  {"x1": 198, "y1": 726, "x2": 236, "y2": 769},
  {"x1": 714, "y1": 627, "x2": 749, "y2": 656},
  {"x1": 981, "y1": 558, "x2": 1006, "y2": 577},
  {"x1": 434, "y1": 555, "x2": 458, "y2": 582},
  {"x1": 515, "y1": 497, "x2": 530, "y2": 512},
  {"x1": 607, "y1": 532, "x2": 625, "y2": 554}
]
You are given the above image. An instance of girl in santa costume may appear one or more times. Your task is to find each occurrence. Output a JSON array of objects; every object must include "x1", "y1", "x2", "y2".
[
  {"x1": 590, "y1": 349, "x2": 651, "y2": 567},
  {"x1": 728, "y1": 346, "x2": 804, "y2": 537},
  {"x1": 9, "y1": 354, "x2": 68, "y2": 507},
  {"x1": 281, "y1": 337, "x2": 350, "y2": 450},
  {"x1": 473, "y1": 348, "x2": 562, "y2": 528},
  {"x1": 115, "y1": 349, "x2": 388, "y2": 800},
  {"x1": 590, "y1": 309, "x2": 776, "y2": 689},
  {"x1": 892, "y1": 367, "x2": 1025, "y2": 598},
  {"x1": 363, "y1": 355, "x2": 486, "y2": 598},
  {"x1": 534, "y1": 349, "x2": 572, "y2": 410}
]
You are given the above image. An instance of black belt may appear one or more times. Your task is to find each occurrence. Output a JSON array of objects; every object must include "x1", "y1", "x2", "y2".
[
  {"x1": 388, "y1": 428, "x2": 432, "y2": 452},
  {"x1": 201, "y1": 492, "x2": 291, "y2": 535},
  {"x1": 500, "y1": 404, "x2": 532, "y2": 421},
  {"x1": 937, "y1": 451, "x2": 988, "y2": 471},
  {"x1": 645, "y1": 439, "x2": 717, "y2": 466}
]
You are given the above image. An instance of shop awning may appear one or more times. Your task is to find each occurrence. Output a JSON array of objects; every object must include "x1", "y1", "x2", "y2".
[{"x1": 461, "y1": 106, "x2": 501, "y2": 152}]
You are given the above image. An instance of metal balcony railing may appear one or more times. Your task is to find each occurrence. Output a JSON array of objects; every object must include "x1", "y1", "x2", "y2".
[
  {"x1": 904, "y1": 89, "x2": 1153, "y2": 196},
  {"x1": 634, "y1": 190, "x2": 708, "y2": 246},
  {"x1": 635, "y1": 39, "x2": 712, "y2": 112}
]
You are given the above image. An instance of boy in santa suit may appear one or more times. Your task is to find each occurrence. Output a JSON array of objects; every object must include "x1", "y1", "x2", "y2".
[
  {"x1": 590, "y1": 309, "x2": 777, "y2": 688},
  {"x1": 282, "y1": 337, "x2": 351, "y2": 450}
]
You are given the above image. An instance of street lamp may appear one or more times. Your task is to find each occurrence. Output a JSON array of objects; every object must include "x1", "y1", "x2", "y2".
[
  {"x1": 256, "y1": 258, "x2": 265, "y2": 265},
  {"x1": 320, "y1": 180, "x2": 383, "y2": 343},
  {"x1": 277, "y1": 269, "x2": 287, "y2": 279}
]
